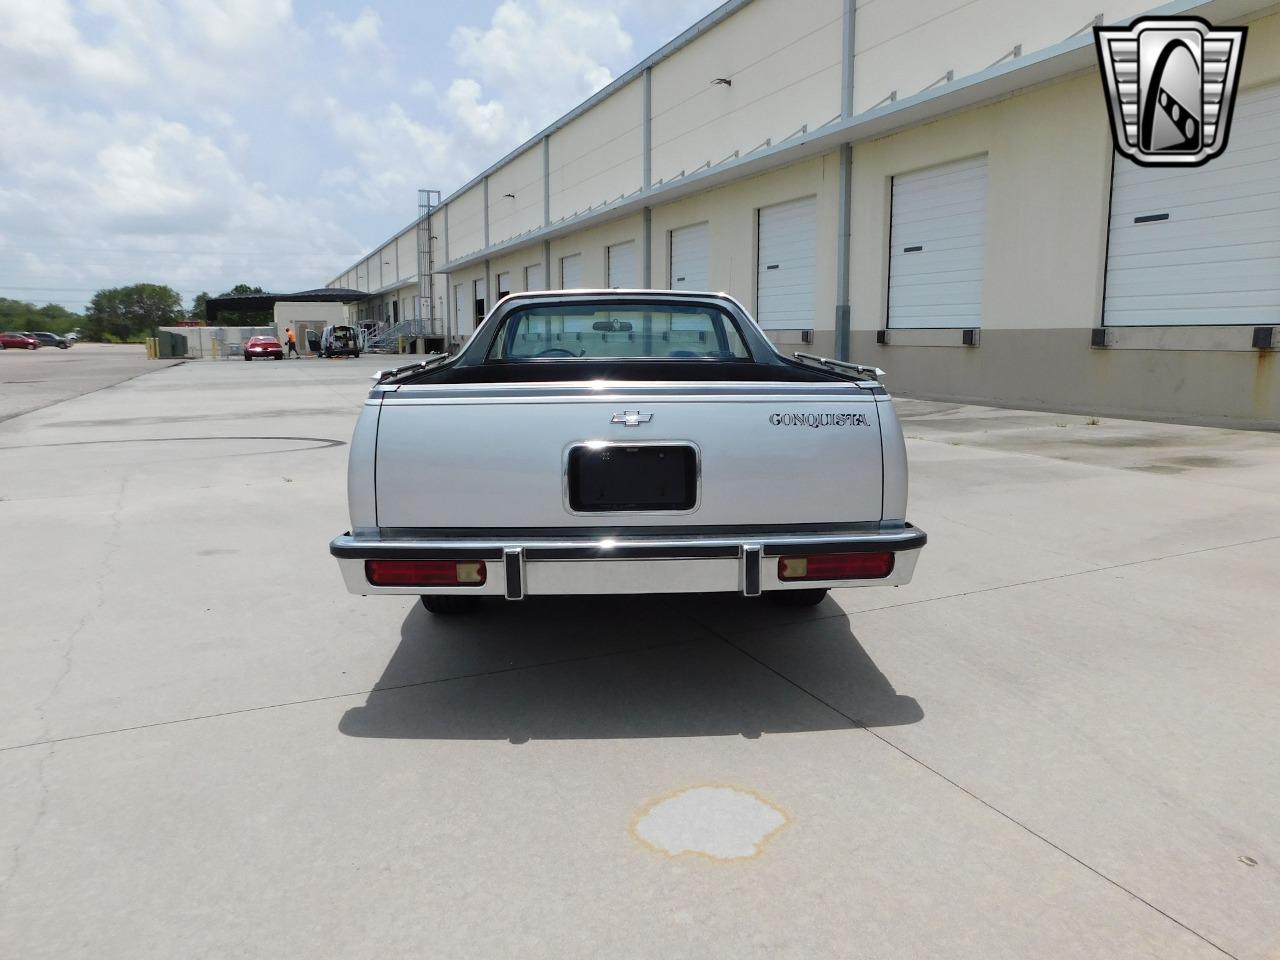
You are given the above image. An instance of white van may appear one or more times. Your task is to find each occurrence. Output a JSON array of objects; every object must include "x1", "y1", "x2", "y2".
[{"x1": 319, "y1": 324, "x2": 361, "y2": 358}]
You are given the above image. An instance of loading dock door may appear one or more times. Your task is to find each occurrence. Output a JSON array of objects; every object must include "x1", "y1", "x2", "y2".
[
  {"x1": 560, "y1": 253, "x2": 583, "y2": 288},
  {"x1": 1104, "y1": 82, "x2": 1280, "y2": 327},
  {"x1": 525, "y1": 263, "x2": 544, "y2": 290},
  {"x1": 887, "y1": 156, "x2": 988, "y2": 329},
  {"x1": 453, "y1": 284, "x2": 465, "y2": 337},
  {"x1": 757, "y1": 197, "x2": 817, "y2": 329},
  {"x1": 496, "y1": 271, "x2": 511, "y2": 300},
  {"x1": 670, "y1": 222, "x2": 710, "y2": 290},
  {"x1": 607, "y1": 241, "x2": 636, "y2": 288}
]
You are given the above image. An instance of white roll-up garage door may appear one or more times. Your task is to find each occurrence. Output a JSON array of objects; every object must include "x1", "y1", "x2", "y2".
[
  {"x1": 525, "y1": 263, "x2": 544, "y2": 290},
  {"x1": 757, "y1": 197, "x2": 817, "y2": 329},
  {"x1": 496, "y1": 271, "x2": 511, "y2": 299},
  {"x1": 560, "y1": 253, "x2": 583, "y2": 289},
  {"x1": 887, "y1": 156, "x2": 988, "y2": 329},
  {"x1": 670, "y1": 222, "x2": 710, "y2": 290},
  {"x1": 1104, "y1": 83, "x2": 1280, "y2": 327},
  {"x1": 607, "y1": 241, "x2": 636, "y2": 287}
]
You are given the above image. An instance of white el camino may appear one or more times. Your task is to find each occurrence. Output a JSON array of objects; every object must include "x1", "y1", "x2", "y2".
[{"x1": 331, "y1": 290, "x2": 925, "y2": 613}]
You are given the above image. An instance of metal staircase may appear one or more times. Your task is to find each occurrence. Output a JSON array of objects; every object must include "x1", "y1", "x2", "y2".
[{"x1": 364, "y1": 318, "x2": 432, "y2": 353}]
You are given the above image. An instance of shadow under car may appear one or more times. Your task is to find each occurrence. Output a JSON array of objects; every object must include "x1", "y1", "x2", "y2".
[{"x1": 338, "y1": 594, "x2": 922, "y2": 742}]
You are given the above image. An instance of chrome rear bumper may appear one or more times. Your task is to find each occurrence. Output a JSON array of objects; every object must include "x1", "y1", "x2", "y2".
[{"x1": 330, "y1": 524, "x2": 926, "y2": 598}]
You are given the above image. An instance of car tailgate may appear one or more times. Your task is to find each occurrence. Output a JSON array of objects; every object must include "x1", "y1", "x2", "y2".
[{"x1": 373, "y1": 382, "x2": 885, "y2": 529}]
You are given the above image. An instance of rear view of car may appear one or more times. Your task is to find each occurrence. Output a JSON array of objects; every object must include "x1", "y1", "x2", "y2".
[
  {"x1": 243, "y1": 336, "x2": 284, "y2": 361},
  {"x1": 332, "y1": 290, "x2": 925, "y2": 614},
  {"x1": 319, "y1": 325, "x2": 360, "y2": 358}
]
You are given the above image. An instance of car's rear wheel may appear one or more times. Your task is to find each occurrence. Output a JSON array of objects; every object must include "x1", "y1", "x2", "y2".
[
  {"x1": 766, "y1": 588, "x2": 828, "y2": 607},
  {"x1": 243, "y1": 355, "x2": 251, "y2": 361},
  {"x1": 420, "y1": 595, "x2": 480, "y2": 615}
]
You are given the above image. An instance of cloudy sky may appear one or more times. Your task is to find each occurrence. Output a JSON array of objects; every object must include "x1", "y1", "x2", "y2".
[{"x1": 0, "y1": 0, "x2": 719, "y2": 313}]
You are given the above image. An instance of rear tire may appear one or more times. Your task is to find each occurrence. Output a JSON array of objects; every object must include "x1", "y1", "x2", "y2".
[
  {"x1": 243, "y1": 355, "x2": 251, "y2": 361},
  {"x1": 420, "y1": 594, "x2": 480, "y2": 615},
  {"x1": 766, "y1": 588, "x2": 828, "y2": 607}
]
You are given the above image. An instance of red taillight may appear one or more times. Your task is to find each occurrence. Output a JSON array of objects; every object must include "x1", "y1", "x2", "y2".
[
  {"x1": 777, "y1": 552, "x2": 894, "y2": 581},
  {"x1": 365, "y1": 559, "x2": 487, "y2": 587}
]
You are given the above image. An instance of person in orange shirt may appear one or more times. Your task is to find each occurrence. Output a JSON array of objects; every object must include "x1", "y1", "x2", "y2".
[{"x1": 285, "y1": 327, "x2": 298, "y2": 358}]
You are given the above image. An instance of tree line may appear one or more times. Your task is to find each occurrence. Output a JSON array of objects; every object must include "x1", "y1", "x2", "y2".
[{"x1": 1, "y1": 283, "x2": 272, "y2": 342}]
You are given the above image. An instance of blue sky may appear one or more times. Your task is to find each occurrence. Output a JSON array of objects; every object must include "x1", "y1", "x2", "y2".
[{"x1": 0, "y1": 0, "x2": 720, "y2": 312}]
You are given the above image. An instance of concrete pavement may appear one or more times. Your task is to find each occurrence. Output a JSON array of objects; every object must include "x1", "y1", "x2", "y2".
[
  {"x1": 0, "y1": 357, "x2": 1276, "y2": 958},
  {"x1": 0, "y1": 342, "x2": 182, "y2": 423}
]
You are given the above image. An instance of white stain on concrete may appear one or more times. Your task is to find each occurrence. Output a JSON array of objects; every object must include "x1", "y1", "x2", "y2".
[{"x1": 632, "y1": 786, "x2": 787, "y2": 860}]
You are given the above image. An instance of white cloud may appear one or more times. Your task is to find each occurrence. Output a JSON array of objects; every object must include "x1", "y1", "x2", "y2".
[
  {"x1": 0, "y1": 0, "x2": 304, "y2": 103},
  {"x1": 0, "y1": 95, "x2": 359, "y2": 302},
  {"x1": 0, "y1": 0, "x2": 681, "y2": 308},
  {"x1": 447, "y1": 0, "x2": 633, "y2": 144},
  {"x1": 93, "y1": 122, "x2": 243, "y2": 233},
  {"x1": 325, "y1": 6, "x2": 382, "y2": 52},
  {"x1": 174, "y1": 0, "x2": 294, "y2": 52},
  {"x1": 323, "y1": 0, "x2": 637, "y2": 198},
  {"x1": 0, "y1": 0, "x2": 146, "y2": 87},
  {"x1": 314, "y1": 0, "x2": 636, "y2": 213},
  {"x1": 320, "y1": 99, "x2": 469, "y2": 211},
  {"x1": 321, "y1": 7, "x2": 393, "y2": 84},
  {"x1": 444, "y1": 79, "x2": 509, "y2": 147}
]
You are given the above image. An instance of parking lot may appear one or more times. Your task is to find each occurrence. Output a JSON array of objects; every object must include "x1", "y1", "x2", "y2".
[
  {"x1": 1, "y1": 353, "x2": 1277, "y2": 959},
  {"x1": 0, "y1": 343, "x2": 182, "y2": 424}
]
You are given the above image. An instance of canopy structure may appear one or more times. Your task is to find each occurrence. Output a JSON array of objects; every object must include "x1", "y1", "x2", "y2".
[{"x1": 204, "y1": 287, "x2": 367, "y2": 325}]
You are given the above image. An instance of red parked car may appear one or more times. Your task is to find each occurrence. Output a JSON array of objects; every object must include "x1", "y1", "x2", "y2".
[
  {"x1": 243, "y1": 336, "x2": 284, "y2": 361},
  {"x1": 0, "y1": 331, "x2": 41, "y2": 350}
]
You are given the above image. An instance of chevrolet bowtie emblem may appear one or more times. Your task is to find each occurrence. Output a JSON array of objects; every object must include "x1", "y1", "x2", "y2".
[{"x1": 611, "y1": 411, "x2": 653, "y2": 427}]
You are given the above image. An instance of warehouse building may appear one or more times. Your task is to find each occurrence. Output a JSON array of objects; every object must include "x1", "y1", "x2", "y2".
[{"x1": 327, "y1": 0, "x2": 1280, "y2": 427}]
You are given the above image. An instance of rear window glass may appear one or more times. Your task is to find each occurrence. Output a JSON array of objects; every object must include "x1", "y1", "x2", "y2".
[{"x1": 485, "y1": 303, "x2": 752, "y2": 361}]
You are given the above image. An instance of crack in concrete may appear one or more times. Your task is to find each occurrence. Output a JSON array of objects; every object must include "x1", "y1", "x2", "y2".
[
  {"x1": 0, "y1": 636, "x2": 695, "y2": 755},
  {"x1": 0, "y1": 475, "x2": 129, "y2": 896},
  {"x1": 735, "y1": 531, "x2": 1280, "y2": 635},
  {"x1": 0, "y1": 743, "x2": 53, "y2": 896},
  {"x1": 701, "y1": 623, "x2": 1241, "y2": 960}
]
